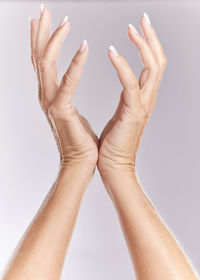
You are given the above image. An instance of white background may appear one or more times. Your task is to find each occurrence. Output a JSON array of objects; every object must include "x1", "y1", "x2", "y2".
[{"x1": 0, "y1": 1, "x2": 199, "y2": 279}]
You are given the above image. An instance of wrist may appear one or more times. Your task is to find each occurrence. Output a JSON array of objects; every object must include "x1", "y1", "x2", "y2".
[
  {"x1": 60, "y1": 157, "x2": 97, "y2": 174},
  {"x1": 99, "y1": 167, "x2": 139, "y2": 199},
  {"x1": 98, "y1": 163, "x2": 136, "y2": 184},
  {"x1": 59, "y1": 161, "x2": 96, "y2": 179},
  {"x1": 55, "y1": 163, "x2": 95, "y2": 194},
  {"x1": 98, "y1": 159, "x2": 136, "y2": 179}
]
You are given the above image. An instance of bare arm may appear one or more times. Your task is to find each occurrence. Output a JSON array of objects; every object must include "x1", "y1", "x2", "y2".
[
  {"x1": 2, "y1": 167, "x2": 94, "y2": 280},
  {"x1": 98, "y1": 13, "x2": 198, "y2": 280},
  {"x1": 2, "y1": 5, "x2": 98, "y2": 280},
  {"x1": 100, "y1": 171, "x2": 198, "y2": 279}
]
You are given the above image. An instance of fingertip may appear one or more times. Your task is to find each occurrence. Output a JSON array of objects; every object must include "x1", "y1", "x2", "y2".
[
  {"x1": 140, "y1": 13, "x2": 153, "y2": 37},
  {"x1": 127, "y1": 27, "x2": 133, "y2": 41},
  {"x1": 143, "y1": 12, "x2": 151, "y2": 26},
  {"x1": 140, "y1": 15, "x2": 146, "y2": 32},
  {"x1": 29, "y1": 18, "x2": 38, "y2": 30},
  {"x1": 61, "y1": 20, "x2": 71, "y2": 33},
  {"x1": 39, "y1": 5, "x2": 51, "y2": 25},
  {"x1": 128, "y1": 24, "x2": 139, "y2": 35},
  {"x1": 108, "y1": 45, "x2": 119, "y2": 57},
  {"x1": 57, "y1": 19, "x2": 71, "y2": 40},
  {"x1": 32, "y1": 18, "x2": 39, "y2": 26},
  {"x1": 40, "y1": 3, "x2": 45, "y2": 17},
  {"x1": 29, "y1": 16, "x2": 32, "y2": 25},
  {"x1": 45, "y1": 7, "x2": 51, "y2": 19},
  {"x1": 59, "y1": 16, "x2": 69, "y2": 28},
  {"x1": 127, "y1": 27, "x2": 138, "y2": 44},
  {"x1": 79, "y1": 40, "x2": 88, "y2": 53}
]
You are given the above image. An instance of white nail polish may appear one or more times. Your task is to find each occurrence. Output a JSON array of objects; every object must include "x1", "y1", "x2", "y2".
[
  {"x1": 59, "y1": 16, "x2": 68, "y2": 27},
  {"x1": 128, "y1": 24, "x2": 139, "y2": 34},
  {"x1": 79, "y1": 40, "x2": 88, "y2": 52},
  {"x1": 40, "y1": 3, "x2": 45, "y2": 16},
  {"x1": 28, "y1": 17, "x2": 32, "y2": 28},
  {"x1": 109, "y1": 46, "x2": 119, "y2": 56},
  {"x1": 143, "y1": 12, "x2": 151, "y2": 26}
]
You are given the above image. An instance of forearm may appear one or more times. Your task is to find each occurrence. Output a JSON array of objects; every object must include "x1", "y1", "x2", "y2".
[
  {"x1": 3, "y1": 165, "x2": 93, "y2": 280},
  {"x1": 101, "y1": 169, "x2": 198, "y2": 280}
]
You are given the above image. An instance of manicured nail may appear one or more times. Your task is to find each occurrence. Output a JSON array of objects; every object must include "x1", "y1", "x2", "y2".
[
  {"x1": 79, "y1": 40, "x2": 87, "y2": 53},
  {"x1": 28, "y1": 17, "x2": 32, "y2": 28},
  {"x1": 143, "y1": 12, "x2": 151, "y2": 26},
  {"x1": 109, "y1": 46, "x2": 119, "y2": 56},
  {"x1": 59, "y1": 16, "x2": 69, "y2": 27},
  {"x1": 40, "y1": 3, "x2": 45, "y2": 17},
  {"x1": 128, "y1": 24, "x2": 139, "y2": 35}
]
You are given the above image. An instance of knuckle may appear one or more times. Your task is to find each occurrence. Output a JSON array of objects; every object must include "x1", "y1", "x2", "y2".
[
  {"x1": 33, "y1": 51, "x2": 40, "y2": 62},
  {"x1": 38, "y1": 59, "x2": 47, "y2": 72},
  {"x1": 31, "y1": 54, "x2": 35, "y2": 66},
  {"x1": 72, "y1": 56, "x2": 79, "y2": 66},
  {"x1": 62, "y1": 73, "x2": 74, "y2": 88},
  {"x1": 38, "y1": 59, "x2": 50, "y2": 72},
  {"x1": 37, "y1": 58, "x2": 56, "y2": 72}
]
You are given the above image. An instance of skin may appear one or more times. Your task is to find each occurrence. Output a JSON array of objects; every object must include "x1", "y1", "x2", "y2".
[
  {"x1": 98, "y1": 16, "x2": 198, "y2": 280},
  {"x1": 1, "y1": 5, "x2": 198, "y2": 280},
  {"x1": 2, "y1": 7, "x2": 98, "y2": 280}
]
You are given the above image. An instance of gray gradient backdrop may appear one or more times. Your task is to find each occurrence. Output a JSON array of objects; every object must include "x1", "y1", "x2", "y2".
[{"x1": 0, "y1": 1, "x2": 199, "y2": 279}]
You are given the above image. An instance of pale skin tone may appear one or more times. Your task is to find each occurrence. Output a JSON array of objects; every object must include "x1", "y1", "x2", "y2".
[{"x1": 1, "y1": 5, "x2": 198, "y2": 280}]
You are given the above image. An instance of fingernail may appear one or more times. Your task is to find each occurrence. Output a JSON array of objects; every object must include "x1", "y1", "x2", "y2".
[
  {"x1": 28, "y1": 17, "x2": 32, "y2": 28},
  {"x1": 109, "y1": 46, "x2": 119, "y2": 56},
  {"x1": 143, "y1": 12, "x2": 151, "y2": 26},
  {"x1": 79, "y1": 40, "x2": 88, "y2": 53},
  {"x1": 40, "y1": 3, "x2": 45, "y2": 17},
  {"x1": 59, "y1": 16, "x2": 69, "y2": 27},
  {"x1": 128, "y1": 24, "x2": 139, "y2": 35}
]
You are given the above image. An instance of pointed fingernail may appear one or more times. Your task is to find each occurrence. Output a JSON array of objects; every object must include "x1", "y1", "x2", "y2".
[
  {"x1": 40, "y1": 3, "x2": 45, "y2": 17},
  {"x1": 28, "y1": 17, "x2": 32, "y2": 29},
  {"x1": 79, "y1": 40, "x2": 88, "y2": 53},
  {"x1": 59, "y1": 16, "x2": 69, "y2": 27},
  {"x1": 128, "y1": 24, "x2": 139, "y2": 35},
  {"x1": 109, "y1": 45, "x2": 119, "y2": 56},
  {"x1": 143, "y1": 12, "x2": 151, "y2": 26}
]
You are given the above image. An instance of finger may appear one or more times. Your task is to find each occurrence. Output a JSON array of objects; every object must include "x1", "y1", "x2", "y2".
[
  {"x1": 139, "y1": 14, "x2": 166, "y2": 113},
  {"x1": 128, "y1": 23, "x2": 162, "y2": 110},
  {"x1": 140, "y1": 13, "x2": 167, "y2": 70},
  {"x1": 128, "y1": 24, "x2": 160, "y2": 81},
  {"x1": 53, "y1": 40, "x2": 89, "y2": 107},
  {"x1": 108, "y1": 46, "x2": 138, "y2": 90},
  {"x1": 108, "y1": 46, "x2": 141, "y2": 109},
  {"x1": 42, "y1": 16, "x2": 70, "y2": 64},
  {"x1": 38, "y1": 16, "x2": 70, "y2": 109},
  {"x1": 35, "y1": 4, "x2": 51, "y2": 63},
  {"x1": 29, "y1": 18, "x2": 39, "y2": 72},
  {"x1": 34, "y1": 5, "x2": 51, "y2": 108}
]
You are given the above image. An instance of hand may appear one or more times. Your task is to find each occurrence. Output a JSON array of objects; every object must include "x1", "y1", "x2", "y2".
[
  {"x1": 30, "y1": 6, "x2": 98, "y2": 172},
  {"x1": 98, "y1": 14, "x2": 167, "y2": 175}
]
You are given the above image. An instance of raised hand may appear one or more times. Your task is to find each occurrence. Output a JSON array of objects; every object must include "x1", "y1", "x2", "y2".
[
  {"x1": 98, "y1": 13, "x2": 166, "y2": 174},
  {"x1": 1, "y1": 7, "x2": 99, "y2": 280},
  {"x1": 97, "y1": 14, "x2": 198, "y2": 280},
  {"x1": 30, "y1": 5, "x2": 98, "y2": 172}
]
